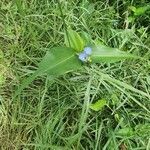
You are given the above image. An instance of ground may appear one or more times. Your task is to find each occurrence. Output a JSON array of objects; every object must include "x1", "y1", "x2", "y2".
[{"x1": 0, "y1": 0, "x2": 150, "y2": 150}]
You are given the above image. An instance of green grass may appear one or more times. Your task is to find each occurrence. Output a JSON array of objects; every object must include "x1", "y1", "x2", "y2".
[{"x1": 0, "y1": 0, "x2": 150, "y2": 149}]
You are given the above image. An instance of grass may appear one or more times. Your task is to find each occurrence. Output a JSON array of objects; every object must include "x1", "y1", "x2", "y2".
[{"x1": 0, "y1": 0, "x2": 150, "y2": 149}]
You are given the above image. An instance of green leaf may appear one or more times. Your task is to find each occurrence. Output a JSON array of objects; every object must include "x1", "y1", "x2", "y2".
[
  {"x1": 90, "y1": 99, "x2": 107, "y2": 111},
  {"x1": 91, "y1": 45, "x2": 138, "y2": 63},
  {"x1": 129, "y1": 5, "x2": 150, "y2": 16},
  {"x1": 65, "y1": 29, "x2": 85, "y2": 52},
  {"x1": 134, "y1": 6, "x2": 150, "y2": 16},
  {"x1": 116, "y1": 127, "x2": 134, "y2": 137},
  {"x1": 39, "y1": 47, "x2": 82, "y2": 76},
  {"x1": 129, "y1": 6, "x2": 137, "y2": 12},
  {"x1": 15, "y1": 47, "x2": 82, "y2": 96},
  {"x1": 128, "y1": 16, "x2": 135, "y2": 23}
]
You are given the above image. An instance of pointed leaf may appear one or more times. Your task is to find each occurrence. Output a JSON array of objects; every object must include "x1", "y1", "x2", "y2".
[
  {"x1": 90, "y1": 99, "x2": 107, "y2": 111},
  {"x1": 129, "y1": 6, "x2": 137, "y2": 12},
  {"x1": 15, "y1": 47, "x2": 82, "y2": 96},
  {"x1": 134, "y1": 6, "x2": 150, "y2": 16},
  {"x1": 91, "y1": 45, "x2": 138, "y2": 63},
  {"x1": 39, "y1": 47, "x2": 82, "y2": 76},
  {"x1": 65, "y1": 29, "x2": 85, "y2": 52},
  {"x1": 116, "y1": 127, "x2": 134, "y2": 137}
]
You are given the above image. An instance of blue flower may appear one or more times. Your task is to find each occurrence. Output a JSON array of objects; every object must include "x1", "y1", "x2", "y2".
[
  {"x1": 84, "y1": 47, "x2": 92, "y2": 55},
  {"x1": 78, "y1": 47, "x2": 92, "y2": 62},
  {"x1": 78, "y1": 52, "x2": 88, "y2": 62}
]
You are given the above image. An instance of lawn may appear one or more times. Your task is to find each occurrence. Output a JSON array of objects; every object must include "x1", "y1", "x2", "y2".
[{"x1": 0, "y1": 0, "x2": 150, "y2": 150}]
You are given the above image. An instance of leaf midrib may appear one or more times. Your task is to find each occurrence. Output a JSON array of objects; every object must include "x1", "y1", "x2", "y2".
[
  {"x1": 38, "y1": 54, "x2": 76, "y2": 75},
  {"x1": 91, "y1": 54, "x2": 133, "y2": 58}
]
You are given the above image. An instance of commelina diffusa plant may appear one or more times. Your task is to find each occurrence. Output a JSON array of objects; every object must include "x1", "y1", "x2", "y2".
[
  {"x1": 14, "y1": 2, "x2": 140, "y2": 97},
  {"x1": 14, "y1": 28, "x2": 139, "y2": 97}
]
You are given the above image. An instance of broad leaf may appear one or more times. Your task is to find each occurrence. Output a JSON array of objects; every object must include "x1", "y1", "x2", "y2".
[
  {"x1": 65, "y1": 29, "x2": 85, "y2": 52},
  {"x1": 130, "y1": 5, "x2": 150, "y2": 16},
  {"x1": 90, "y1": 99, "x2": 107, "y2": 111},
  {"x1": 91, "y1": 45, "x2": 138, "y2": 63},
  {"x1": 134, "y1": 6, "x2": 150, "y2": 16},
  {"x1": 39, "y1": 47, "x2": 82, "y2": 76},
  {"x1": 15, "y1": 47, "x2": 82, "y2": 96},
  {"x1": 116, "y1": 127, "x2": 134, "y2": 137}
]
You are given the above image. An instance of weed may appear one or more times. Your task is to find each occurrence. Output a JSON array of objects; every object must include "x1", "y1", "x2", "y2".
[{"x1": 0, "y1": 0, "x2": 150, "y2": 149}]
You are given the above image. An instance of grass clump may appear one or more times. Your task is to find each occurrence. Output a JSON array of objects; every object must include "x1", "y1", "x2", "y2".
[{"x1": 0, "y1": 0, "x2": 150, "y2": 149}]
